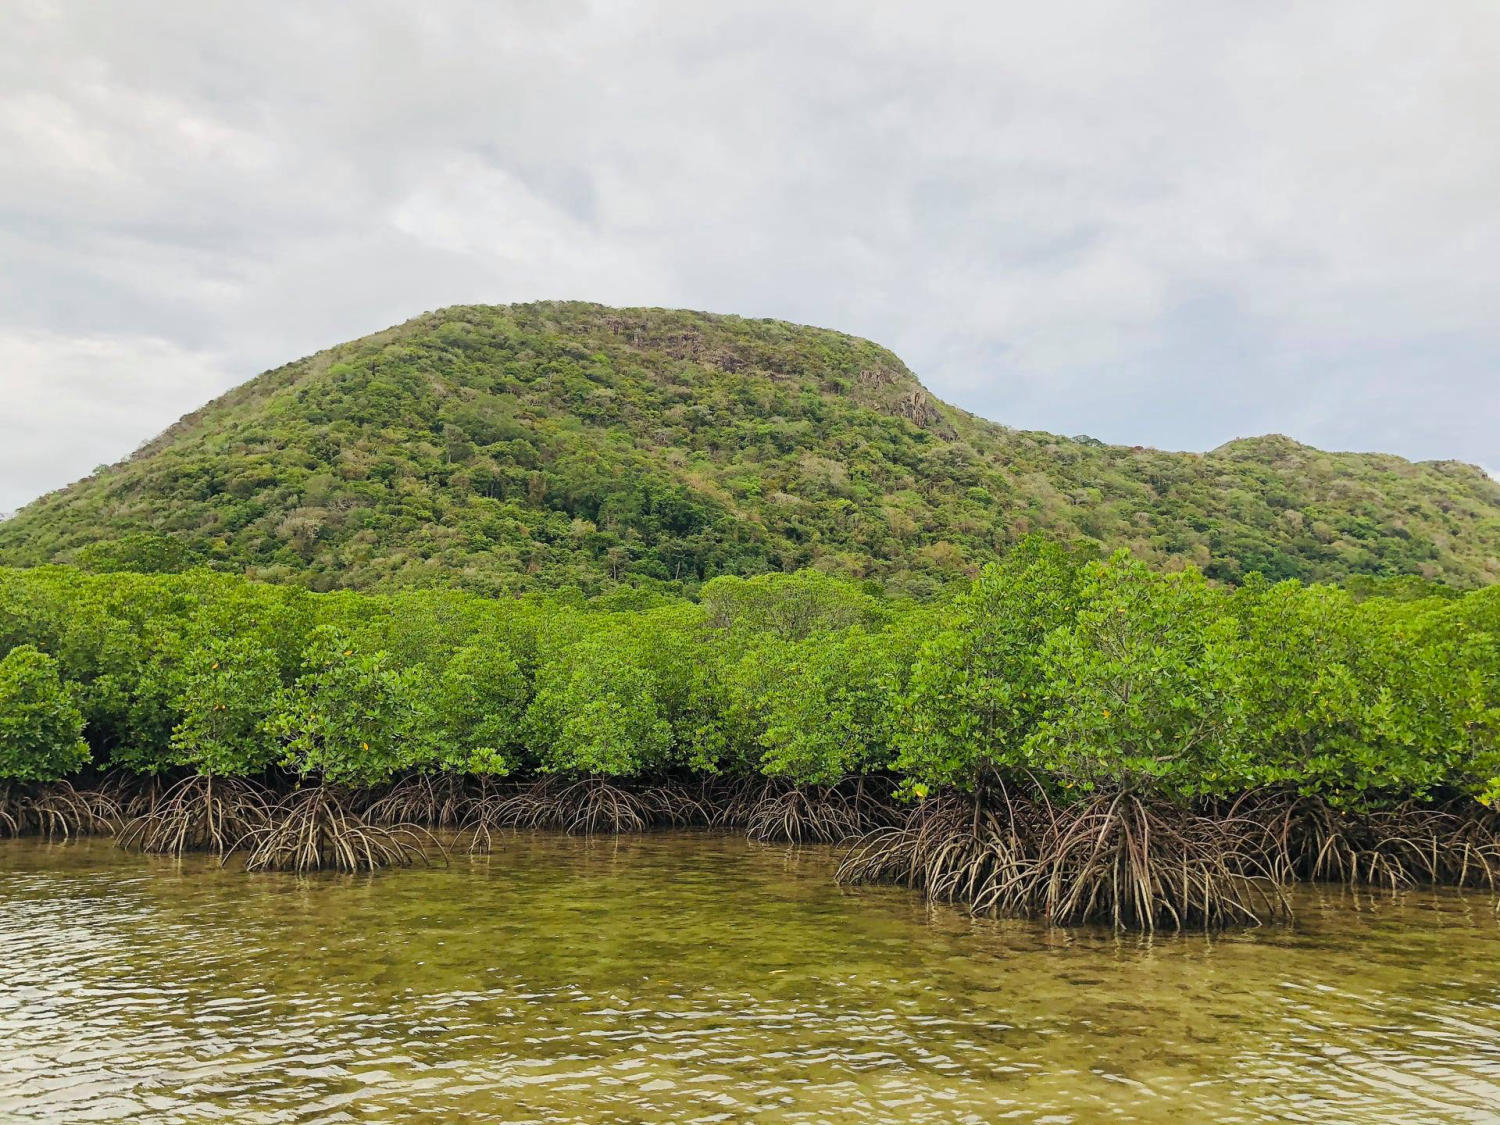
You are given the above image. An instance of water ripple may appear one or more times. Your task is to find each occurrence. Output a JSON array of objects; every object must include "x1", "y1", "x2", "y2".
[{"x1": 1, "y1": 835, "x2": 1499, "y2": 1123}]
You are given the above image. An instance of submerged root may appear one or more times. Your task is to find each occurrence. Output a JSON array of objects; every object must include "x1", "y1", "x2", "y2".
[
  {"x1": 240, "y1": 787, "x2": 444, "y2": 873},
  {"x1": 706, "y1": 776, "x2": 763, "y2": 829},
  {"x1": 1363, "y1": 801, "x2": 1500, "y2": 889},
  {"x1": 0, "y1": 781, "x2": 119, "y2": 839},
  {"x1": 99, "y1": 770, "x2": 170, "y2": 821},
  {"x1": 557, "y1": 778, "x2": 649, "y2": 835},
  {"x1": 365, "y1": 772, "x2": 473, "y2": 829},
  {"x1": 459, "y1": 780, "x2": 522, "y2": 853},
  {"x1": 119, "y1": 774, "x2": 271, "y2": 856},
  {"x1": 1252, "y1": 794, "x2": 1391, "y2": 886},
  {"x1": 1439, "y1": 801, "x2": 1500, "y2": 889},
  {"x1": 0, "y1": 785, "x2": 25, "y2": 837}
]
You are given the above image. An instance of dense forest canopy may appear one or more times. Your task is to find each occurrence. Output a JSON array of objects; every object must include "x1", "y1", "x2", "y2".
[
  {"x1": 2, "y1": 302, "x2": 1496, "y2": 594},
  {"x1": 1, "y1": 556, "x2": 1495, "y2": 806}
]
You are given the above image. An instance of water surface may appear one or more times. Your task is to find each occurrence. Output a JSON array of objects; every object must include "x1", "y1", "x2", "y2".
[{"x1": 2, "y1": 833, "x2": 1499, "y2": 1123}]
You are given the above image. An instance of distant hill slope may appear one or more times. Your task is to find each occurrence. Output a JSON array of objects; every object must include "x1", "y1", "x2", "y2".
[{"x1": 2, "y1": 302, "x2": 1497, "y2": 593}]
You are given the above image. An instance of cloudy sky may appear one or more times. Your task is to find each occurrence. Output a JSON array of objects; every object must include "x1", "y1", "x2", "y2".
[{"x1": 2, "y1": 0, "x2": 1497, "y2": 512}]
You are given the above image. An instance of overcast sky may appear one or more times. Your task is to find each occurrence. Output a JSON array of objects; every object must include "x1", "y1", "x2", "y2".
[{"x1": 2, "y1": 0, "x2": 1498, "y2": 512}]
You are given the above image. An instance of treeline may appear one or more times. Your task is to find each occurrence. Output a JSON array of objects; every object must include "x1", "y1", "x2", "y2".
[{"x1": 1, "y1": 543, "x2": 1497, "y2": 928}]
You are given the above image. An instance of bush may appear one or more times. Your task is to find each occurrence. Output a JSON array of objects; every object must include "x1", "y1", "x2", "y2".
[{"x1": 0, "y1": 646, "x2": 90, "y2": 782}]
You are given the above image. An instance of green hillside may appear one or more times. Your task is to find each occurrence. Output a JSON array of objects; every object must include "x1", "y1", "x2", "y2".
[{"x1": 2, "y1": 301, "x2": 1496, "y2": 594}]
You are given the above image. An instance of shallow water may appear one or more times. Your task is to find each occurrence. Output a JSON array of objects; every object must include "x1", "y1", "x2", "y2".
[{"x1": 2, "y1": 834, "x2": 1499, "y2": 1123}]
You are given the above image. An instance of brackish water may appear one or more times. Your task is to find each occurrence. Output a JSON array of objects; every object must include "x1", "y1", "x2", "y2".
[{"x1": 2, "y1": 834, "x2": 1499, "y2": 1123}]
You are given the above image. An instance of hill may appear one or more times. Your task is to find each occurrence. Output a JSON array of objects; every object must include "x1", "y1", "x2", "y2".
[{"x1": 2, "y1": 302, "x2": 1497, "y2": 594}]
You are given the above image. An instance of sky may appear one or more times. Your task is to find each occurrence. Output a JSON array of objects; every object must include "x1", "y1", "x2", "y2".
[{"x1": 2, "y1": 0, "x2": 1498, "y2": 513}]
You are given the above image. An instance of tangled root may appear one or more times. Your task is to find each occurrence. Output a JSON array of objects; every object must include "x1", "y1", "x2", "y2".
[
  {"x1": 705, "y1": 776, "x2": 763, "y2": 829},
  {"x1": 557, "y1": 778, "x2": 650, "y2": 835},
  {"x1": 0, "y1": 782, "x2": 119, "y2": 839},
  {"x1": 22, "y1": 781, "x2": 120, "y2": 839},
  {"x1": 459, "y1": 779, "x2": 521, "y2": 853},
  {"x1": 461, "y1": 776, "x2": 652, "y2": 848},
  {"x1": 1244, "y1": 794, "x2": 1500, "y2": 889},
  {"x1": 837, "y1": 792, "x2": 1038, "y2": 908},
  {"x1": 365, "y1": 772, "x2": 473, "y2": 829},
  {"x1": 1034, "y1": 794, "x2": 1287, "y2": 930},
  {"x1": 1438, "y1": 801, "x2": 1500, "y2": 888},
  {"x1": 0, "y1": 786, "x2": 24, "y2": 837},
  {"x1": 99, "y1": 771, "x2": 170, "y2": 821},
  {"x1": 841, "y1": 790, "x2": 1286, "y2": 931},
  {"x1": 118, "y1": 774, "x2": 271, "y2": 856},
  {"x1": 240, "y1": 787, "x2": 444, "y2": 873},
  {"x1": 747, "y1": 786, "x2": 876, "y2": 846},
  {"x1": 639, "y1": 779, "x2": 714, "y2": 828}
]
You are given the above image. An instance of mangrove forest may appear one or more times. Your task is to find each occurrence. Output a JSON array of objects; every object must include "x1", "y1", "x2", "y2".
[{"x1": 2, "y1": 539, "x2": 1496, "y2": 931}]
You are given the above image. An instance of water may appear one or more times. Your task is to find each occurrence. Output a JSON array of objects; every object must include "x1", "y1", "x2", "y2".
[{"x1": 2, "y1": 834, "x2": 1499, "y2": 1123}]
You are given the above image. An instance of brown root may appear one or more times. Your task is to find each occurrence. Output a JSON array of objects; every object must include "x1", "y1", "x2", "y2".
[
  {"x1": 746, "y1": 778, "x2": 892, "y2": 844},
  {"x1": 1241, "y1": 793, "x2": 1500, "y2": 890},
  {"x1": 1363, "y1": 801, "x2": 1500, "y2": 889},
  {"x1": 365, "y1": 772, "x2": 473, "y2": 829},
  {"x1": 705, "y1": 776, "x2": 763, "y2": 829},
  {"x1": 239, "y1": 786, "x2": 445, "y2": 873},
  {"x1": 1248, "y1": 794, "x2": 1386, "y2": 886},
  {"x1": 99, "y1": 770, "x2": 171, "y2": 821},
  {"x1": 837, "y1": 792, "x2": 1037, "y2": 909},
  {"x1": 557, "y1": 777, "x2": 649, "y2": 835},
  {"x1": 0, "y1": 785, "x2": 24, "y2": 837},
  {"x1": 639, "y1": 778, "x2": 714, "y2": 828},
  {"x1": 1439, "y1": 800, "x2": 1500, "y2": 888},
  {"x1": 841, "y1": 789, "x2": 1287, "y2": 931},
  {"x1": 1033, "y1": 794, "x2": 1287, "y2": 930},
  {"x1": 22, "y1": 781, "x2": 120, "y2": 839},
  {"x1": 461, "y1": 776, "x2": 651, "y2": 847},
  {"x1": 118, "y1": 774, "x2": 271, "y2": 856},
  {"x1": 459, "y1": 779, "x2": 521, "y2": 853}
]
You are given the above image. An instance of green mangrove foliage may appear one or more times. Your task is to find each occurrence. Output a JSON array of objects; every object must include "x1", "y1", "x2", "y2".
[
  {"x1": 0, "y1": 548, "x2": 1496, "y2": 925},
  {"x1": 0, "y1": 646, "x2": 89, "y2": 784}
]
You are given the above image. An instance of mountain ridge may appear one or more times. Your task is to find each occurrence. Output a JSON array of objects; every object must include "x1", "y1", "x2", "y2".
[{"x1": 3, "y1": 301, "x2": 1497, "y2": 593}]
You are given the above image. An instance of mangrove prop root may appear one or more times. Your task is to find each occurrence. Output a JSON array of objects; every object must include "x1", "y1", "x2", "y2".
[
  {"x1": 746, "y1": 778, "x2": 895, "y2": 844},
  {"x1": 118, "y1": 774, "x2": 271, "y2": 856},
  {"x1": 1239, "y1": 793, "x2": 1500, "y2": 890},
  {"x1": 0, "y1": 786, "x2": 24, "y2": 838},
  {"x1": 707, "y1": 777, "x2": 763, "y2": 829},
  {"x1": 239, "y1": 787, "x2": 446, "y2": 874},
  {"x1": 838, "y1": 792, "x2": 1039, "y2": 907},
  {"x1": 460, "y1": 780, "x2": 521, "y2": 853},
  {"x1": 22, "y1": 781, "x2": 121, "y2": 839},
  {"x1": 1032, "y1": 795, "x2": 1288, "y2": 931},
  {"x1": 462, "y1": 777, "x2": 713, "y2": 850},
  {"x1": 639, "y1": 780, "x2": 714, "y2": 828},
  {"x1": 841, "y1": 791, "x2": 1289, "y2": 931},
  {"x1": 0, "y1": 781, "x2": 120, "y2": 839},
  {"x1": 365, "y1": 773, "x2": 474, "y2": 829},
  {"x1": 465, "y1": 776, "x2": 650, "y2": 839},
  {"x1": 99, "y1": 771, "x2": 171, "y2": 821}
]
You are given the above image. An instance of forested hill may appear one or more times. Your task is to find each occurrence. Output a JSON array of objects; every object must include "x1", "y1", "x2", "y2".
[{"x1": 2, "y1": 301, "x2": 1497, "y2": 594}]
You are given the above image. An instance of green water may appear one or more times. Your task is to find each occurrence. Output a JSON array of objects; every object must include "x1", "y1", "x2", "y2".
[{"x1": 2, "y1": 834, "x2": 1499, "y2": 1123}]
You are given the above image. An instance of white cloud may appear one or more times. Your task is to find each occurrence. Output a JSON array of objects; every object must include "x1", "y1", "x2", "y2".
[
  {"x1": 0, "y1": 0, "x2": 1497, "y2": 510},
  {"x1": 0, "y1": 330, "x2": 233, "y2": 510}
]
